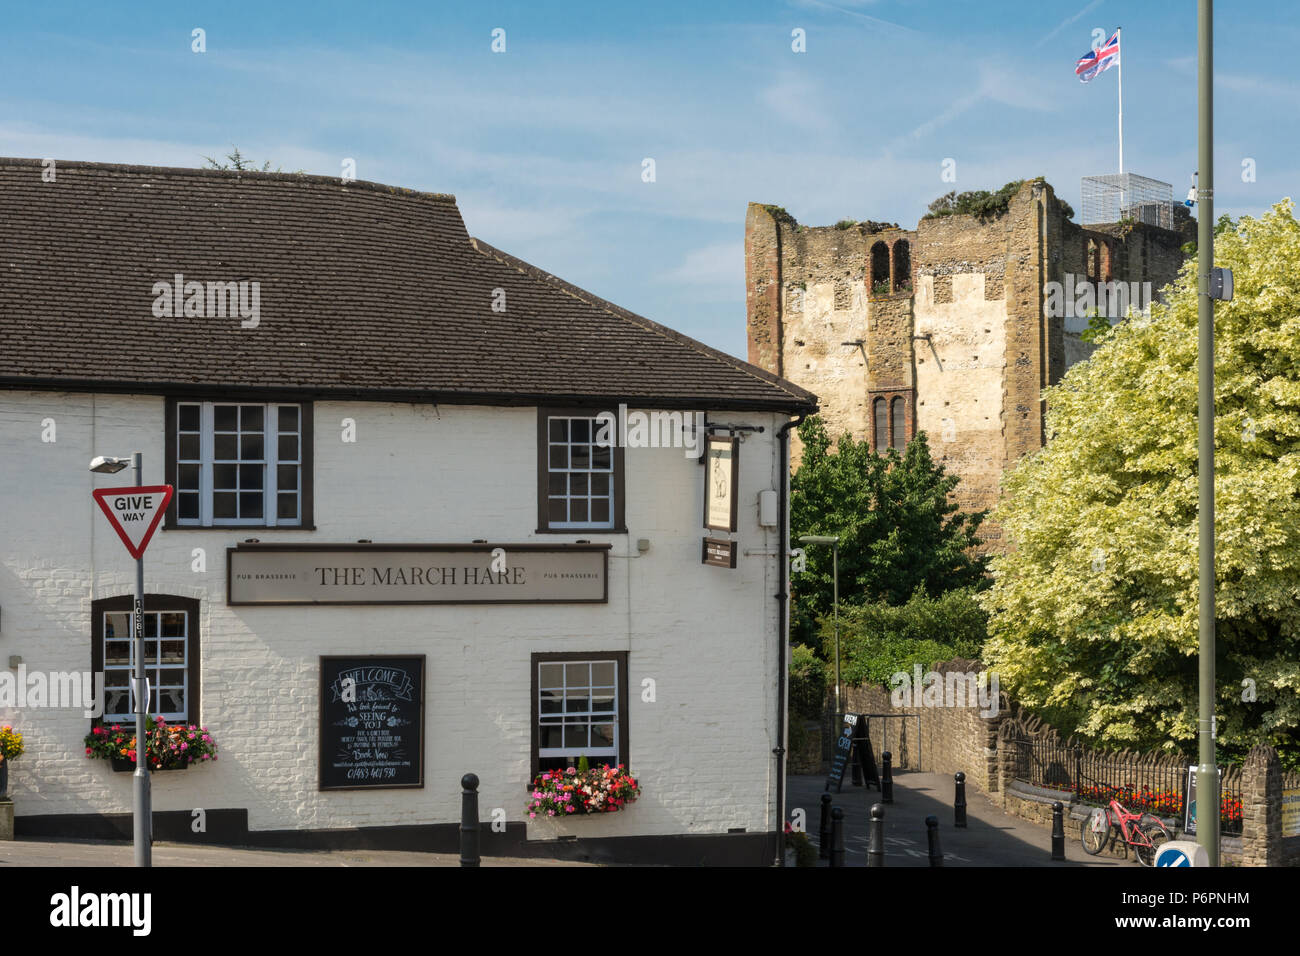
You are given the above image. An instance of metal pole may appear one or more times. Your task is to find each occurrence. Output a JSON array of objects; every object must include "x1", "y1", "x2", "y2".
[
  {"x1": 460, "y1": 773, "x2": 481, "y2": 867},
  {"x1": 868, "y1": 804, "x2": 885, "y2": 867},
  {"x1": 132, "y1": 452, "x2": 151, "y2": 867},
  {"x1": 829, "y1": 807, "x2": 845, "y2": 868},
  {"x1": 1117, "y1": 26, "x2": 1124, "y2": 175},
  {"x1": 1196, "y1": 0, "x2": 1220, "y2": 868},
  {"x1": 832, "y1": 542, "x2": 840, "y2": 715},
  {"x1": 926, "y1": 815, "x2": 943, "y2": 867}
]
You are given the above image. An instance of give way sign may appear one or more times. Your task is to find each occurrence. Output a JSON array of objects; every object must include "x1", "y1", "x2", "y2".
[{"x1": 92, "y1": 485, "x2": 174, "y2": 559}]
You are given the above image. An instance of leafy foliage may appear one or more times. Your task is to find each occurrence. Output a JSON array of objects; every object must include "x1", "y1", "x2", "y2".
[
  {"x1": 983, "y1": 200, "x2": 1300, "y2": 770},
  {"x1": 924, "y1": 180, "x2": 1025, "y2": 221},
  {"x1": 825, "y1": 587, "x2": 989, "y2": 687},
  {"x1": 789, "y1": 644, "x2": 828, "y2": 719},
  {"x1": 202, "y1": 146, "x2": 303, "y2": 174},
  {"x1": 762, "y1": 204, "x2": 798, "y2": 228},
  {"x1": 790, "y1": 417, "x2": 988, "y2": 646}
]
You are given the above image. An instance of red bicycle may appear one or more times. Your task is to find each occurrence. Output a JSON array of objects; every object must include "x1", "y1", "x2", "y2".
[{"x1": 1081, "y1": 796, "x2": 1172, "y2": 866}]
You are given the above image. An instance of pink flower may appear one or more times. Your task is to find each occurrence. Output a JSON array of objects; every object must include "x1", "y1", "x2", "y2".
[{"x1": 529, "y1": 812, "x2": 536, "y2": 819}]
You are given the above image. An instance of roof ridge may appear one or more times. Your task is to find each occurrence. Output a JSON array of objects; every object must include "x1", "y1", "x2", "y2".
[
  {"x1": 468, "y1": 236, "x2": 818, "y2": 409},
  {"x1": 0, "y1": 157, "x2": 458, "y2": 205}
]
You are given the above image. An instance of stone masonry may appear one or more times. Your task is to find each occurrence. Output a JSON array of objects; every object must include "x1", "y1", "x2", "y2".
[{"x1": 746, "y1": 180, "x2": 1194, "y2": 546}]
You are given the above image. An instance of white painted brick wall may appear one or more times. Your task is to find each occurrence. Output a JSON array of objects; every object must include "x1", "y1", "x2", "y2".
[{"x1": 0, "y1": 390, "x2": 786, "y2": 840}]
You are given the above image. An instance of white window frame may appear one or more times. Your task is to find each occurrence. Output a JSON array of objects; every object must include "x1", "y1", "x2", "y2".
[
  {"x1": 536, "y1": 658, "x2": 620, "y2": 765},
  {"x1": 102, "y1": 609, "x2": 190, "y2": 724},
  {"x1": 545, "y1": 414, "x2": 616, "y2": 531},
  {"x1": 175, "y1": 401, "x2": 302, "y2": 527}
]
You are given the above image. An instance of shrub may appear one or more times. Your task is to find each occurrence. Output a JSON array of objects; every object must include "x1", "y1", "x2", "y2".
[
  {"x1": 826, "y1": 587, "x2": 989, "y2": 687},
  {"x1": 789, "y1": 644, "x2": 828, "y2": 719}
]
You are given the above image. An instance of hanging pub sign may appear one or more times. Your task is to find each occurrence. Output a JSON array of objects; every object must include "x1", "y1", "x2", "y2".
[
  {"x1": 320, "y1": 655, "x2": 425, "y2": 790},
  {"x1": 703, "y1": 434, "x2": 738, "y2": 532},
  {"x1": 228, "y1": 543, "x2": 608, "y2": 605},
  {"x1": 701, "y1": 537, "x2": 737, "y2": 569}
]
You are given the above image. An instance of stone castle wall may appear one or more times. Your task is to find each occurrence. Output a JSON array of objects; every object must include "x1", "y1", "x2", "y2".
[{"x1": 746, "y1": 180, "x2": 1191, "y2": 548}]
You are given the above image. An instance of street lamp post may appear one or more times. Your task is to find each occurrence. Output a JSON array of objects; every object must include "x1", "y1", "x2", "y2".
[
  {"x1": 90, "y1": 452, "x2": 151, "y2": 867},
  {"x1": 1196, "y1": 0, "x2": 1220, "y2": 868},
  {"x1": 799, "y1": 536, "x2": 841, "y2": 714}
]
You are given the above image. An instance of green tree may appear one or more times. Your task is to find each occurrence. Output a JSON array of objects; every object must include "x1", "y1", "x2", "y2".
[
  {"x1": 201, "y1": 146, "x2": 303, "y2": 174},
  {"x1": 826, "y1": 587, "x2": 988, "y2": 687},
  {"x1": 983, "y1": 200, "x2": 1300, "y2": 770},
  {"x1": 790, "y1": 417, "x2": 987, "y2": 646}
]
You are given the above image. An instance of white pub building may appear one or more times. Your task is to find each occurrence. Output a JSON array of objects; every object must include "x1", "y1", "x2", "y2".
[{"x1": 0, "y1": 158, "x2": 817, "y2": 864}]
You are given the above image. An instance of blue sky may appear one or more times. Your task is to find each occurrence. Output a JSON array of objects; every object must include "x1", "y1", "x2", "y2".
[{"x1": 3, "y1": 1, "x2": 1295, "y2": 358}]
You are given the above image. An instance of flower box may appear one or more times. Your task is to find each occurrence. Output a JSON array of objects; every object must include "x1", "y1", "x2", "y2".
[
  {"x1": 527, "y1": 763, "x2": 640, "y2": 818},
  {"x1": 110, "y1": 755, "x2": 190, "y2": 773},
  {"x1": 87, "y1": 717, "x2": 216, "y2": 772}
]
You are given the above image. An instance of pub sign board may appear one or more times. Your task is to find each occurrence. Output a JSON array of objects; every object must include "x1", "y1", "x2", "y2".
[
  {"x1": 228, "y1": 543, "x2": 609, "y2": 605},
  {"x1": 320, "y1": 656, "x2": 425, "y2": 790},
  {"x1": 703, "y1": 434, "x2": 739, "y2": 532},
  {"x1": 701, "y1": 537, "x2": 737, "y2": 569}
]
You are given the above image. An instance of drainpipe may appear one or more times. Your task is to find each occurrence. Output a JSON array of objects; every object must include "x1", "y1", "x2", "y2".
[{"x1": 773, "y1": 412, "x2": 806, "y2": 866}]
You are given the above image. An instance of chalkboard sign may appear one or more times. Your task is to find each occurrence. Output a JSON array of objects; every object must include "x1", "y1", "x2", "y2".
[
  {"x1": 319, "y1": 656, "x2": 425, "y2": 790},
  {"x1": 825, "y1": 714, "x2": 859, "y2": 792},
  {"x1": 855, "y1": 726, "x2": 880, "y2": 790}
]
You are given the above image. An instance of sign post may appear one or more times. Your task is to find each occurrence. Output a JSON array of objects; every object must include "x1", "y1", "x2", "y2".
[{"x1": 91, "y1": 463, "x2": 173, "y2": 868}]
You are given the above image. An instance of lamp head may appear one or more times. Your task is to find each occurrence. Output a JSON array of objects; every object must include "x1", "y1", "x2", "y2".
[{"x1": 89, "y1": 455, "x2": 129, "y2": 474}]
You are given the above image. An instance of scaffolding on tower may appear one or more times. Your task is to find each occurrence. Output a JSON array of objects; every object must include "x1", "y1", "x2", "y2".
[{"x1": 1080, "y1": 173, "x2": 1176, "y2": 229}]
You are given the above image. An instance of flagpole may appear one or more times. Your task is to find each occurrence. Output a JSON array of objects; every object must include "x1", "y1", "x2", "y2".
[{"x1": 1117, "y1": 26, "x2": 1124, "y2": 174}]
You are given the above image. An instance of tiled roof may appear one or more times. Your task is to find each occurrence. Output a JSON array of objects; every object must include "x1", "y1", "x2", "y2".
[{"x1": 0, "y1": 158, "x2": 817, "y2": 413}]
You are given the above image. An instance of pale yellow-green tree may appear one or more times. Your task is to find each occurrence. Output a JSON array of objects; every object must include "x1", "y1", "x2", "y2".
[{"x1": 983, "y1": 200, "x2": 1300, "y2": 770}]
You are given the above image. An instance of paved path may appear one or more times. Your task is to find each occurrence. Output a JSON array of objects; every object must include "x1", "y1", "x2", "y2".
[
  {"x1": 789, "y1": 772, "x2": 1126, "y2": 867},
  {"x1": 0, "y1": 838, "x2": 590, "y2": 867}
]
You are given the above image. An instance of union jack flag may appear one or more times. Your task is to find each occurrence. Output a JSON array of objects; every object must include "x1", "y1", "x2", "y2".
[{"x1": 1076, "y1": 30, "x2": 1120, "y2": 83}]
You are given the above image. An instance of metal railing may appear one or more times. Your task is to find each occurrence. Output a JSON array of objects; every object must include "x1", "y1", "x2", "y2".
[{"x1": 1011, "y1": 735, "x2": 1242, "y2": 836}]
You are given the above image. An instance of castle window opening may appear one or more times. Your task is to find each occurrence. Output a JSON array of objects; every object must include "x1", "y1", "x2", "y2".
[
  {"x1": 892, "y1": 240, "x2": 911, "y2": 293},
  {"x1": 891, "y1": 397, "x2": 906, "y2": 450},
  {"x1": 873, "y1": 397, "x2": 887, "y2": 451},
  {"x1": 871, "y1": 242, "x2": 890, "y2": 295}
]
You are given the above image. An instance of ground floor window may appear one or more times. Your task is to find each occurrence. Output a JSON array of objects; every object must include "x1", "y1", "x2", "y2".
[
  {"x1": 531, "y1": 651, "x2": 629, "y2": 778},
  {"x1": 91, "y1": 595, "x2": 201, "y2": 725}
]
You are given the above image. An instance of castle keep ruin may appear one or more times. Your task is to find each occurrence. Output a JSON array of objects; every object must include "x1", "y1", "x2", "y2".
[{"x1": 746, "y1": 178, "x2": 1193, "y2": 547}]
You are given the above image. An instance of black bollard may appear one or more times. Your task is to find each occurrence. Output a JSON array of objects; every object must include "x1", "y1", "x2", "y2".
[
  {"x1": 881, "y1": 751, "x2": 894, "y2": 804},
  {"x1": 868, "y1": 804, "x2": 886, "y2": 868},
  {"x1": 460, "y1": 773, "x2": 481, "y2": 867},
  {"x1": 830, "y1": 807, "x2": 845, "y2": 868},
  {"x1": 1051, "y1": 801, "x2": 1066, "y2": 861},
  {"x1": 954, "y1": 771, "x2": 968, "y2": 829},
  {"x1": 926, "y1": 815, "x2": 943, "y2": 867},
  {"x1": 819, "y1": 792, "x2": 832, "y2": 859}
]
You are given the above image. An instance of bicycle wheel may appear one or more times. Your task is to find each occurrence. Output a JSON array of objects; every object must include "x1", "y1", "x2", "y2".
[
  {"x1": 1081, "y1": 807, "x2": 1110, "y2": 855},
  {"x1": 1134, "y1": 814, "x2": 1171, "y2": 867}
]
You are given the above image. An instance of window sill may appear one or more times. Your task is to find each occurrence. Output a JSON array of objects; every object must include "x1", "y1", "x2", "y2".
[
  {"x1": 165, "y1": 524, "x2": 317, "y2": 532},
  {"x1": 534, "y1": 528, "x2": 627, "y2": 535}
]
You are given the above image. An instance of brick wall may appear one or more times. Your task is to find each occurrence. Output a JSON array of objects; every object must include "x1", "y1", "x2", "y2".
[
  {"x1": 836, "y1": 657, "x2": 1288, "y2": 866},
  {"x1": 841, "y1": 659, "x2": 1001, "y2": 792}
]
